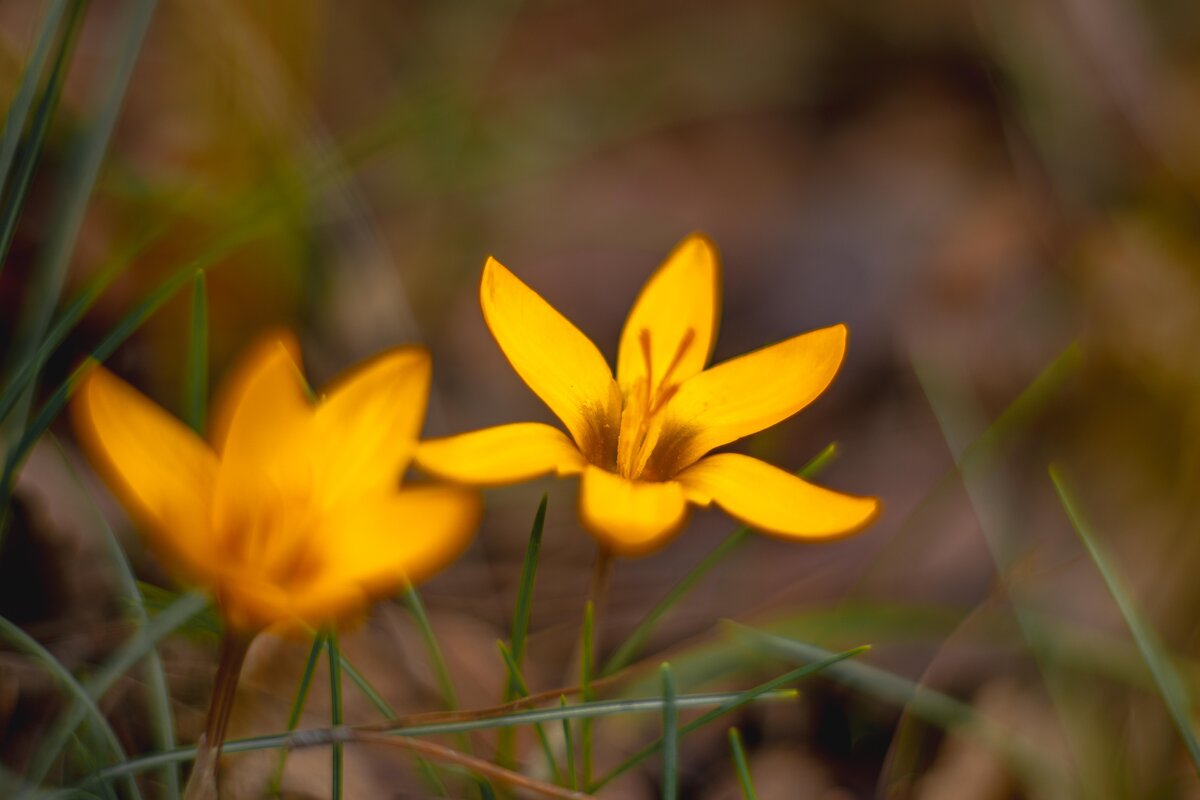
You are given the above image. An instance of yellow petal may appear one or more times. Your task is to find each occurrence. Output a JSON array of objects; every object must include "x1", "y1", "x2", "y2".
[
  {"x1": 311, "y1": 346, "x2": 431, "y2": 502},
  {"x1": 209, "y1": 330, "x2": 306, "y2": 455},
  {"x1": 322, "y1": 484, "x2": 482, "y2": 590},
  {"x1": 675, "y1": 453, "x2": 879, "y2": 539},
  {"x1": 415, "y1": 423, "x2": 587, "y2": 485},
  {"x1": 578, "y1": 466, "x2": 688, "y2": 557},
  {"x1": 480, "y1": 257, "x2": 621, "y2": 464},
  {"x1": 212, "y1": 333, "x2": 311, "y2": 474},
  {"x1": 70, "y1": 365, "x2": 219, "y2": 578},
  {"x1": 663, "y1": 324, "x2": 847, "y2": 470},
  {"x1": 617, "y1": 234, "x2": 720, "y2": 394},
  {"x1": 211, "y1": 335, "x2": 313, "y2": 530}
]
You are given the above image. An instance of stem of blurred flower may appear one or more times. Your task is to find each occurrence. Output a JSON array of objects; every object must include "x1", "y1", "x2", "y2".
[{"x1": 183, "y1": 629, "x2": 255, "y2": 800}]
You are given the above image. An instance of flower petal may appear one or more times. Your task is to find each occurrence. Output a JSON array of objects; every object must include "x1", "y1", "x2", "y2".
[
  {"x1": 322, "y1": 484, "x2": 482, "y2": 591},
  {"x1": 415, "y1": 423, "x2": 587, "y2": 485},
  {"x1": 212, "y1": 333, "x2": 311, "y2": 474},
  {"x1": 675, "y1": 453, "x2": 879, "y2": 539},
  {"x1": 481, "y1": 257, "x2": 621, "y2": 463},
  {"x1": 71, "y1": 364, "x2": 219, "y2": 577},
  {"x1": 664, "y1": 324, "x2": 847, "y2": 469},
  {"x1": 617, "y1": 234, "x2": 720, "y2": 393},
  {"x1": 311, "y1": 346, "x2": 432, "y2": 501},
  {"x1": 578, "y1": 466, "x2": 688, "y2": 556},
  {"x1": 209, "y1": 330, "x2": 306, "y2": 456}
]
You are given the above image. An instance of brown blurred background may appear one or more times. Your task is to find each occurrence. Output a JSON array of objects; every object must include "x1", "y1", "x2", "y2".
[{"x1": 3, "y1": 0, "x2": 1200, "y2": 797}]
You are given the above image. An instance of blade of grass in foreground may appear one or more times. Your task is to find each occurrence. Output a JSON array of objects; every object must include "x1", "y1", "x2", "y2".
[
  {"x1": 660, "y1": 664, "x2": 679, "y2": 800},
  {"x1": 69, "y1": 685, "x2": 807, "y2": 793},
  {"x1": 727, "y1": 728, "x2": 759, "y2": 800},
  {"x1": 52, "y1": 436, "x2": 179, "y2": 799},
  {"x1": 3, "y1": 0, "x2": 158, "y2": 438},
  {"x1": 0, "y1": 0, "x2": 85, "y2": 281},
  {"x1": 0, "y1": 0, "x2": 69, "y2": 195},
  {"x1": 601, "y1": 442, "x2": 839, "y2": 676},
  {"x1": 498, "y1": 494, "x2": 547, "y2": 768},
  {"x1": 588, "y1": 645, "x2": 867, "y2": 792},
  {"x1": 24, "y1": 590, "x2": 209, "y2": 790},
  {"x1": 0, "y1": 616, "x2": 138, "y2": 799},
  {"x1": 1051, "y1": 466, "x2": 1200, "y2": 777}
]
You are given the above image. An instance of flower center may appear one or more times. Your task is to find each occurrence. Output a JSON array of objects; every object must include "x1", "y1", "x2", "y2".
[
  {"x1": 615, "y1": 327, "x2": 695, "y2": 480},
  {"x1": 217, "y1": 485, "x2": 325, "y2": 591}
]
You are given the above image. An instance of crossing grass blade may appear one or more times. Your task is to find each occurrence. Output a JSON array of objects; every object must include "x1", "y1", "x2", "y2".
[
  {"x1": 601, "y1": 442, "x2": 838, "y2": 676},
  {"x1": 3, "y1": 0, "x2": 158, "y2": 438},
  {"x1": 1051, "y1": 466, "x2": 1200, "y2": 777},
  {"x1": 67, "y1": 684, "x2": 808, "y2": 793},
  {"x1": 0, "y1": 0, "x2": 69, "y2": 194}
]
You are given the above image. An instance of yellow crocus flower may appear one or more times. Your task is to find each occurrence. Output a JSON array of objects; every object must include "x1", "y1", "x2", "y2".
[
  {"x1": 416, "y1": 234, "x2": 880, "y2": 556},
  {"x1": 71, "y1": 332, "x2": 481, "y2": 632}
]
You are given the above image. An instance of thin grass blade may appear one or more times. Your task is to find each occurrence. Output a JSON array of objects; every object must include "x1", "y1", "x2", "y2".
[
  {"x1": 660, "y1": 664, "x2": 678, "y2": 800},
  {"x1": 52, "y1": 436, "x2": 178, "y2": 798},
  {"x1": 1051, "y1": 466, "x2": 1200, "y2": 776},
  {"x1": 0, "y1": 0, "x2": 85, "y2": 281},
  {"x1": 3, "y1": 0, "x2": 158, "y2": 438},
  {"x1": 0, "y1": 0, "x2": 69, "y2": 194},
  {"x1": 727, "y1": 728, "x2": 759, "y2": 800},
  {"x1": 497, "y1": 641, "x2": 562, "y2": 783},
  {"x1": 184, "y1": 270, "x2": 208, "y2": 434},
  {"x1": 326, "y1": 634, "x2": 344, "y2": 800}
]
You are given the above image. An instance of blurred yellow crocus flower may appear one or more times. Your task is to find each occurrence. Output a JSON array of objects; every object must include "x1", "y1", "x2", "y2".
[
  {"x1": 416, "y1": 234, "x2": 879, "y2": 556},
  {"x1": 72, "y1": 333, "x2": 481, "y2": 632}
]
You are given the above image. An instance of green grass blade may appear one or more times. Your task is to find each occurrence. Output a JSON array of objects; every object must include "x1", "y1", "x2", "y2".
[
  {"x1": 51, "y1": 436, "x2": 178, "y2": 799},
  {"x1": 602, "y1": 442, "x2": 838, "y2": 676},
  {"x1": 580, "y1": 600, "x2": 595, "y2": 788},
  {"x1": 1, "y1": 263, "x2": 196, "y2": 501},
  {"x1": 3, "y1": 0, "x2": 158, "y2": 436},
  {"x1": 0, "y1": 0, "x2": 84, "y2": 281},
  {"x1": 0, "y1": 616, "x2": 138, "y2": 798},
  {"x1": 326, "y1": 634, "x2": 343, "y2": 800},
  {"x1": 0, "y1": 0, "x2": 69, "y2": 193},
  {"x1": 590, "y1": 645, "x2": 866, "y2": 792},
  {"x1": 727, "y1": 728, "x2": 759, "y2": 800},
  {"x1": 267, "y1": 633, "x2": 326, "y2": 797},
  {"x1": 184, "y1": 270, "x2": 208, "y2": 434},
  {"x1": 559, "y1": 696, "x2": 577, "y2": 792},
  {"x1": 402, "y1": 583, "x2": 487, "y2": 793},
  {"x1": 510, "y1": 494, "x2": 547, "y2": 665},
  {"x1": 497, "y1": 641, "x2": 562, "y2": 784},
  {"x1": 660, "y1": 664, "x2": 678, "y2": 800},
  {"x1": 1051, "y1": 467, "x2": 1200, "y2": 776},
  {"x1": 74, "y1": 686, "x2": 805, "y2": 791},
  {"x1": 402, "y1": 584, "x2": 460, "y2": 711},
  {"x1": 25, "y1": 590, "x2": 208, "y2": 789}
]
